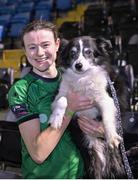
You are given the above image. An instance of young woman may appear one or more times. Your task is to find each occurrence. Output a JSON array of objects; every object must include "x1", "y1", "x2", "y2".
[{"x1": 8, "y1": 20, "x2": 103, "y2": 179}]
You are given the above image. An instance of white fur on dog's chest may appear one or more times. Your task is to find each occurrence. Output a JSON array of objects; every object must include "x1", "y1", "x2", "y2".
[
  {"x1": 63, "y1": 68, "x2": 108, "y2": 98},
  {"x1": 49, "y1": 36, "x2": 125, "y2": 179}
]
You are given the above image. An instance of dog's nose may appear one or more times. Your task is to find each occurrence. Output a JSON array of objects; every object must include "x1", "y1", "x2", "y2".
[{"x1": 75, "y1": 63, "x2": 83, "y2": 71}]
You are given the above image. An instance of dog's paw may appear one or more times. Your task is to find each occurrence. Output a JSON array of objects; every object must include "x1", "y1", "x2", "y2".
[
  {"x1": 49, "y1": 114, "x2": 63, "y2": 129},
  {"x1": 107, "y1": 133, "x2": 122, "y2": 149}
]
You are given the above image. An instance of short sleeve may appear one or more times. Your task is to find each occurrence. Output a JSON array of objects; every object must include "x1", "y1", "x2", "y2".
[{"x1": 8, "y1": 79, "x2": 39, "y2": 125}]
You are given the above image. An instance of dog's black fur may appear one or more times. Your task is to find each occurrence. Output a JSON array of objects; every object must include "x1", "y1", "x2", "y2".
[
  {"x1": 56, "y1": 36, "x2": 130, "y2": 178},
  {"x1": 58, "y1": 37, "x2": 129, "y2": 112}
]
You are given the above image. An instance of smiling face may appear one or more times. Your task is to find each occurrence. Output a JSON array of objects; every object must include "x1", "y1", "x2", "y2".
[{"x1": 23, "y1": 29, "x2": 60, "y2": 77}]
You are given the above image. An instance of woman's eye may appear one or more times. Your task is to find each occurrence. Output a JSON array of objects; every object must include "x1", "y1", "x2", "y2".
[
  {"x1": 29, "y1": 46, "x2": 36, "y2": 50},
  {"x1": 43, "y1": 44, "x2": 49, "y2": 48}
]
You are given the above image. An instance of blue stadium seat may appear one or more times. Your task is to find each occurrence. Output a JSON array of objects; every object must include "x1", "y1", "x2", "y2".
[
  {"x1": 0, "y1": 0, "x2": 7, "y2": 5},
  {"x1": 34, "y1": 10, "x2": 51, "y2": 21},
  {"x1": 35, "y1": 0, "x2": 53, "y2": 11},
  {"x1": 75, "y1": 0, "x2": 83, "y2": 3},
  {"x1": 0, "y1": 15, "x2": 11, "y2": 40},
  {"x1": 22, "y1": 0, "x2": 38, "y2": 2},
  {"x1": 0, "y1": 5, "x2": 16, "y2": 15},
  {"x1": 0, "y1": 14, "x2": 11, "y2": 27},
  {"x1": 56, "y1": 0, "x2": 72, "y2": 11},
  {"x1": 6, "y1": 0, "x2": 22, "y2": 5},
  {"x1": 0, "y1": 25, "x2": 4, "y2": 41},
  {"x1": 9, "y1": 23, "x2": 26, "y2": 38},
  {"x1": 11, "y1": 12, "x2": 31, "y2": 24},
  {"x1": 16, "y1": 2, "x2": 34, "y2": 13}
]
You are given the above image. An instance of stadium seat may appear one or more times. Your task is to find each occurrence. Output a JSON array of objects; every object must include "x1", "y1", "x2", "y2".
[
  {"x1": 0, "y1": 25, "x2": 4, "y2": 41},
  {"x1": 56, "y1": 0, "x2": 72, "y2": 12},
  {"x1": 2, "y1": 49, "x2": 24, "y2": 79},
  {"x1": 127, "y1": 45, "x2": 138, "y2": 77},
  {"x1": 8, "y1": 23, "x2": 26, "y2": 38},
  {"x1": 34, "y1": 9, "x2": 51, "y2": 21},
  {"x1": 0, "y1": 14, "x2": 11, "y2": 27},
  {"x1": 119, "y1": 23, "x2": 138, "y2": 47},
  {"x1": 35, "y1": 0, "x2": 53, "y2": 11},
  {"x1": 6, "y1": 0, "x2": 22, "y2": 5},
  {"x1": 59, "y1": 21, "x2": 81, "y2": 40},
  {"x1": 0, "y1": 0, "x2": 7, "y2": 5},
  {"x1": 0, "y1": 5, "x2": 16, "y2": 15},
  {"x1": 0, "y1": 121, "x2": 22, "y2": 172},
  {"x1": 16, "y1": 2, "x2": 34, "y2": 13},
  {"x1": 11, "y1": 12, "x2": 31, "y2": 24}
]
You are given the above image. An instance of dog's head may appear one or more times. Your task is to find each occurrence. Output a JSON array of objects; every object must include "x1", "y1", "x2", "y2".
[{"x1": 58, "y1": 36, "x2": 113, "y2": 74}]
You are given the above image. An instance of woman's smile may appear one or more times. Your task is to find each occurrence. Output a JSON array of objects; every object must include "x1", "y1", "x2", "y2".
[
  {"x1": 35, "y1": 57, "x2": 49, "y2": 62},
  {"x1": 23, "y1": 29, "x2": 60, "y2": 77}
]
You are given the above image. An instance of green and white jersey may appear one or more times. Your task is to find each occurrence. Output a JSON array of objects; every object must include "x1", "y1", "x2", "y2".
[{"x1": 8, "y1": 70, "x2": 84, "y2": 179}]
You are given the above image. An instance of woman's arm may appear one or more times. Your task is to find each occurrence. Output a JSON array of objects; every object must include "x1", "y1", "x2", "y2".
[
  {"x1": 19, "y1": 90, "x2": 93, "y2": 164},
  {"x1": 19, "y1": 115, "x2": 71, "y2": 164}
]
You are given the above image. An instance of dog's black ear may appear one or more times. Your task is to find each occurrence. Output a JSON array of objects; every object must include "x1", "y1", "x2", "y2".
[
  {"x1": 95, "y1": 37, "x2": 113, "y2": 56},
  {"x1": 57, "y1": 38, "x2": 69, "y2": 67},
  {"x1": 59, "y1": 38, "x2": 69, "y2": 54}
]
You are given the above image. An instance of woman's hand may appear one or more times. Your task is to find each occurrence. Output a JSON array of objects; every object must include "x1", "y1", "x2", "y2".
[
  {"x1": 78, "y1": 116, "x2": 105, "y2": 138},
  {"x1": 66, "y1": 90, "x2": 93, "y2": 113}
]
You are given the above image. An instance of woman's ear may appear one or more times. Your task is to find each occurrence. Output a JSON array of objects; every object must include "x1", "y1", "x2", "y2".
[
  {"x1": 23, "y1": 47, "x2": 27, "y2": 57},
  {"x1": 56, "y1": 38, "x2": 61, "y2": 52}
]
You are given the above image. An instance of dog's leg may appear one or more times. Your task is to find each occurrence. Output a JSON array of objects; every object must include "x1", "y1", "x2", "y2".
[
  {"x1": 88, "y1": 139, "x2": 106, "y2": 179},
  {"x1": 98, "y1": 93, "x2": 122, "y2": 148},
  {"x1": 49, "y1": 96, "x2": 67, "y2": 129},
  {"x1": 49, "y1": 78, "x2": 70, "y2": 129}
]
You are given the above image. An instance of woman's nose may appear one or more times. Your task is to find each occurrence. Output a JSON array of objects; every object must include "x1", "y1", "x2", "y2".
[{"x1": 37, "y1": 46, "x2": 44, "y2": 56}]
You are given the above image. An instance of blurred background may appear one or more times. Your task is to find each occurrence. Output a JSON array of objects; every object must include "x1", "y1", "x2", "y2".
[{"x1": 0, "y1": 0, "x2": 137, "y2": 178}]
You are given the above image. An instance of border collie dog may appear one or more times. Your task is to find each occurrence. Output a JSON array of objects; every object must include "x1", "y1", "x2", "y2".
[{"x1": 49, "y1": 36, "x2": 127, "y2": 178}]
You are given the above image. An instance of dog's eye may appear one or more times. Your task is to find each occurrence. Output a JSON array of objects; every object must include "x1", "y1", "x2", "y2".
[
  {"x1": 85, "y1": 49, "x2": 92, "y2": 55},
  {"x1": 70, "y1": 50, "x2": 76, "y2": 59}
]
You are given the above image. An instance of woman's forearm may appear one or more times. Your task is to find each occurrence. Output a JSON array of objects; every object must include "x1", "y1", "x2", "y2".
[{"x1": 19, "y1": 116, "x2": 71, "y2": 164}]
